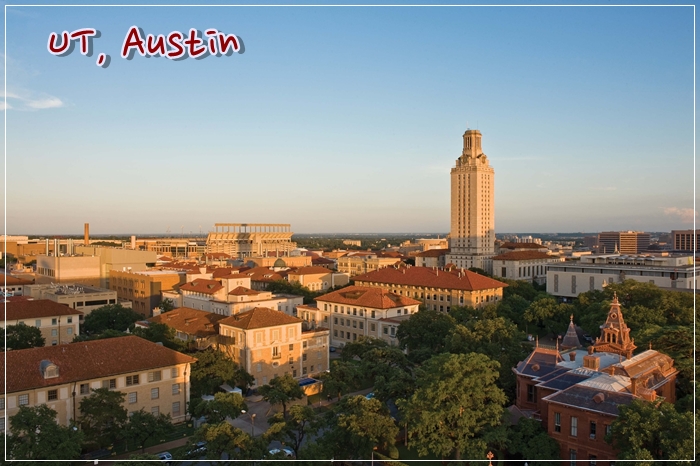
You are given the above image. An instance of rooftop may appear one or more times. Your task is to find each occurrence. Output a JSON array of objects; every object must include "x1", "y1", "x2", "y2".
[
  {"x1": 316, "y1": 285, "x2": 421, "y2": 309},
  {"x1": 148, "y1": 307, "x2": 226, "y2": 338},
  {"x1": 219, "y1": 307, "x2": 302, "y2": 330},
  {"x1": 5, "y1": 299, "x2": 84, "y2": 320},
  {"x1": 352, "y1": 266, "x2": 507, "y2": 292}
]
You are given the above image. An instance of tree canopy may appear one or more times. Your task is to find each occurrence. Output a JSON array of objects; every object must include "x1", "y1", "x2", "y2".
[
  {"x1": 79, "y1": 388, "x2": 128, "y2": 449},
  {"x1": 122, "y1": 410, "x2": 174, "y2": 453},
  {"x1": 81, "y1": 304, "x2": 143, "y2": 335},
  {"x1": 8, "y1": 405, "x2": 84, "y2": 462},
  {"x1": 396, "y1": 308, "x2": 456, "y2": 363},
  {"x1": 258, "y1": 373, "x2": 305, "y2": 419},
  {"x1": 5, "y1": 323, "x2": 45, "y2": 350},
  {"x1": 191, "y1": 392, "x2": 247, "y2": 424},
  {"x1": 399, "y1": 352, "x2": 506, "y2": 460}
]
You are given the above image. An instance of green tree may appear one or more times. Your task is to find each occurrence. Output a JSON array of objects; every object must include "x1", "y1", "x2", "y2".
[
  {"x1": 608, "y1": 399, "x2": 694, "y2": 461},
  {"x1": 266, "y1": 404, "x2": 320, "y2": 458},
  {"x1": 523, "y1": 296, "x2": 572, "y2": 337},
  {"x1": 189, "y1": 348, "x2": 237, "y2": 397},
  {"x1": 122, "y1": 410, "x2": 174, "y2": 453},
  {"x1": 396, "y1": 308, "x2": 456, "y2": 363},
  {"x1": 399, "y1": 353, "x2": 506, "y2": 460},
  {"x1": 192, "y1": 392, "x2": 247, "y2": 424},
  {"x1": 194, "y1": 421, "x2": 264, "y2": 461},
  {"x1": 79, "y1": 388, "x2": 128, "y2": 449},
  {"x1": 320, "y1": 359, "x2": 361, "y2": 400},
  {"x1": 5, "y1": 323, "x2": 45, "y2": 350},
  {"x1": 132, "y1": 322, "x2": 185, "y2": 351},
  {"x1": 159, "y1": 298, "x2": 176, "y2": 312},
  {"x1": 8, "y1": 405, "x2": 84, "y2": 462},
  {"x1": 258, "y1": 373, "x2": 305, "y2": 419},
  {"x1": 507, "y1": 417, "x2": 560, "y2": 464},
  {"x1": 82, "y1": 304, "x2": 143, "y2": 335},
  {"x1": 72, "y1": 329, "x2": 128, "y2": 342},
  {"x1": 318, "y1": 395, "x2": 399, "y2": 460}
]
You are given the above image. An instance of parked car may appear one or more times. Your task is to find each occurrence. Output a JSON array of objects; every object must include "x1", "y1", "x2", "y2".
[
  {"x1": 186, "y1": 441, "x2": 207, "y2": 457},
  {"x1": 157, "y1": 452, "x2": 173, "y2": 465},
  {"x1": 365, "y1": 392, "x2": 375, "y2": 400},
  {"x1": 268, "y1": 448, "x2": 295, "y2": 458},
  {"x1": 329, "y1": 346, "x2": 337, "y2": 352}
]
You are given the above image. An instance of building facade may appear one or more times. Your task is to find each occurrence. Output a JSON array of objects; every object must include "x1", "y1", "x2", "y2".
[
  {"x1": 315, "y1": 285, "x2": 421, "y2": 347},
  {"x1": 337, "y1": 253, "x2": 402, "y2": 277},
  {"x1": 110, "y1": 269, "x2": 186, "y2": 316},
  {"x1": 206, "y1": 223, "x2": 296, "y2": 259},
  {"x1": 491, "y1": 251, "x2": 564, "y2": 285},
  {"x1": 546, "y1": 253, "x2": 697, "y2": 298},
  {"x1": 445, "y1": 129, "x2": 496, "y2": 273},
  {"x1": 597, "y1": 231, "x2": 650, "y2": 255},
  {"x1": 3, "y1": 300, "x2": 82, "y2": 346},
  {"x1": 286, "y1": 266, "x2": 350, "y2": 291},
  {"x1": 1, "y1": 336, "x2": 196, "y2": 431},
  {"x1": 23, "y1": 283, "x2": 124, "y2": 320},
  {"x1": 671, "y1": 229, "x2": 699, "y2": 252},
  {"x1": 352, "y1": 266, "x2": 507, "y2": 311}
]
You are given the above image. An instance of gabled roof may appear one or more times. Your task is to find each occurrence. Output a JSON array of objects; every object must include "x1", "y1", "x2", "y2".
[
  {"x1": 542, "y1": 384, "x2": 635, "y2": 416},
  {"x1": 287, "y1": 266, "x2": 333, "y2": 275},
  {"x1": 228, "y1": 286, "x2": 261, "y2": 296},
  {"x1": 180, "y1": 279, "x2": 223, "y2": 294},
  {"x1": 415, "y1": 248, "x2": 449, "y2": 258},
  {"x1": 311, "y1": 257, "x2": 335, "y2": 265},
  {"x1": 3, "y1": 336, "x2": 196, "y2": 393},
  {"x1": 352, "y1": 266, "x2": 507, "y2": 292},
  {"x1": 2, "y1": 275, "x2": 34, "y2": 286},
  {"x1": 6, "y1": 299, "x2": 83, "y2": 320},
  {"x1": 219, "y1": 307, "x2": 302, "y2": 330},
  {"x1": 316, "y1": 286, "x2": 421, "y2": 309},
  {"x1": 148, "y1": 307, "x2": 226, "y2": 338},
  {"x1": 513, "y1": 346, "x2": 564, "y2": 378}
]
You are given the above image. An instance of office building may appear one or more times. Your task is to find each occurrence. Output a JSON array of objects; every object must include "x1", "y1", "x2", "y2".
[
  {"x1": 3, "y1": 299, "x2": 82, "y2": 346},
  {"x1": 597, "y1": 231, "x2": 650, "y2": 255},
  {"x1": 671, "y1": 229, "x2": 699, "y2": 252},
  {"x1": 206, "y1": 223, "x2": 296, "y2": 259}
]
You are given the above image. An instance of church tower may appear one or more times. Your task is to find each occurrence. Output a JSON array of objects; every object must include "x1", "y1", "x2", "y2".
[
  {"x1": 592, "y1": 292, "x2": 637, "y2": 359},
  {"x1": 445, "y1": 128, "x2": 496, "y2": 273}
]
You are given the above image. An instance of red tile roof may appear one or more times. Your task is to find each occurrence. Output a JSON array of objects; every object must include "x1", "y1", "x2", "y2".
[
  {"x1": 219, "y1": 307, "x2": 302, "y2": 330},
  {"x1": 228, "y1": 286, "x2": 261, "y2": 296},
  {"x1": 5, "y1": 299, "x2": 83, "y2": 320},
  {"x1": 352, "y1": 266, "x2": 507, "y2": 291},
  {"x1": 243, "y1": 267, "x2": 287, "y2": 283},
  {"x1": 316, "y1": 286, "x2": 421, "y2": 309},
  {"x1": 180, "y1": 279, "x2": 223, "y2": 294},
  {"x1": 148, "y1": 307, "x2": 226, "y2": 338},
  {"x1": 500, "y1": 242, "x2": 546, "y2": 250},
  {"x1": 491, "y1": 251, "x2": 555, "y2": 261},
  {"x1": 3, "y1": 336, "x2": 196, "y2": 393},
  {"x1": 415, "y1": 248, "x2": 449, "y2": 258},
  {"x1": 206, "y1": 253, "x2": 232, "y2": 259},
  {"x1": 311, "y1": 257, "x2": 335, "y2": 265}
]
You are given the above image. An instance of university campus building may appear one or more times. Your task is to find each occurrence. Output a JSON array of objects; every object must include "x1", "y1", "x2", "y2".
[{"x1": 513, "y1": 294, "x2": 677, "y2": 463}]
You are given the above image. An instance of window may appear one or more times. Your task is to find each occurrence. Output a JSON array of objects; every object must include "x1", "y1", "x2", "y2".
[
  {"x1": 66, "y1": 327, "x2": 73, "y2": 335},
  {"x1": 151, "y1": 406, "x2": 160, "y2": 416},
  {"x1": 340, "y1": 331, "x2": 345, "y2": 338},
  {"x1": 605, "y1": 424, "x2": 612, "y2": 436},
  {"x1": 128, "y1": 392, "x2": 137, "y2": 404},
  {"x1": 303, "y1": 354, "x2": 307, "y2": 361},
  {"x1": 352, "y1": 321, "x2": 357, "y2": 328},
  {"x1": 289, "y1": 344, "x2": 294, "y2": 351},
  {"x1": 370, "y1": 323, "x2": 376, "y2": 331},
  {"x1": 589, "y1": 455, "x2": 597, "y2": 466},
  {"x1": 51, "y1": 318, "x2": 57, "y2": 325},
  {"x1": 172, "y1": 402, "x2": 181, "y2": 416},
  {"x1": 172, "y1": 383, "x2": 180, "y2": 395},
  {"x1": 263, "y1": 376, "x2": 268, "y2": 384},
  {"x1": 340, "y1": 318, "x2": 344, "y2": 326},
  {"x1": 148, "y1": 371, "x2": 162, "y2": 382},
  {"x1": 51, "y1": 329, "x2": 58, "y2": 337},
  {"x1": 67, "y1": 317, "x2": 73, "y2": 324},
  {"x1": 48, "y1": 389, "x2": 58, "y2": 401},
  {"x1": 126, "y1": 375, "x2": 140, "y2": 386},
  {"x1": 570, "y1": 449, "x2": 576, "y2": 466},
  {"x1": 333, "y1": 330, "x2": 338, "y2": 337},
  {"x1": 52, "y1": 340, "x2": 57, "y2": 346},
  {"x1": 35, "y1": 319, "x2": 41, "y2": 328},
  {"x1": 293, "y1": 370, "x2": 297, "y2": 377},
  {"x1": 383, "y1": 327, "x2": 388, "y2": 334},
  {"x1": 371, "y1": 310, "x2": 376, "y2": 318},
  {"x1": 527, "y1": 384, "x2": 535, "y2": 402},
  {"x1": 303, "y1": 340, "x2": 308, "y2": 348},
  {"x1": 102, "y1": 379, "x2": 116, "y2": 390},
  {"x1": 256, "y1": 363, "x2": 262, "y2": 373},
  {"x1": 80, "y1": 383, "x2": 90, "y2": 395},
  {"x1": 570, "y1": 416, "x2": 578, "y2": 437},
  {"x1": 0, "y1": 418, "x2": 4, "y2": 432},
  {"x1": 171, "y1": 368, "x2": 179, "y2": 378},
  {"x1": 554, "y1": 412, "x2": 561, "y2": 432},
  {"x1": 302, "y1": 367, "x2": 307, "y2": 375},
  {"x1": 0, "y1": 398, "x2": 4, "y2": 410},
  {"x1": 18, "y1": 394, "x2": 29, "y2": 406},
  {"x1": 151, "y1": 388, "x2": 159, "y2": 399},
  {"x1": 589, "y1": 421, "x2": 596, "y2": 439}
]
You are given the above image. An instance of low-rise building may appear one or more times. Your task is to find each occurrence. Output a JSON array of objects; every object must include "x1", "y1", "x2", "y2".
[
  {"x1": 3, "y1": 299, "x2": 82, "y2": 346},
  {"x1": 513, "y1": 294, "x2": 677, "y2": 463},
  {"x1": 491, "y1": 251, "x2": 564, "y2": 285},
  {"x1": 352, "y1": 266, "x2": 508, "y2": 310},
  {"x1": 286, "y1": 266, "x2": 349, "y2": 291},
  {"x1": 1, "y1": 275, "x2": 34, "y2": 296},
  {"x1": 671, "y1": 229, "x2": 699, "y2": 252},
  {"x1": 142, "y1": 307, "x2": 228, "y2": 350},
  {"x1": 218, "y1": 307, "x2": 329, "y2": 387},
  {"x1": 414, "y1": 249, "x2": 449, "y2": 268},
  {"x1": 110, "y1": 269, "x2": 186, "y2": 316},
  {"x1": 337, "y1": 253, "x2": 401, "y2": 277},
  {"x1": 546, "y1": 253, "x2": 697, "y2": 298},
  {"x1": 23, "y1": 283, "x2": 125, "y2": 320},
  {"x1": 1, "y1": 336, "x2": 197, "y2": 431},
  {"x1": 315, "y1": 285, "x2": 421, "y2": 347}
]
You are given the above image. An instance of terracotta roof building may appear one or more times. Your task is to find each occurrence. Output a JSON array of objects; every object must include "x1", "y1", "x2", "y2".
[
  {"x1": 337, "y1": 253, "x2": 402, "y2": 278},
  {"x1": 513, "y1": 294, "x2": 678, "y2": 463},
  {"x1": 286, "y1": 266, "x2": 349, "y2": 292},
  {"x1": 414, "y1": 248, "x2": 449, "y2": 268},
  {"x1": 144, "y1": 307, "x2": 227, "y2": 350},
  {"x1": 1, "y1": 274, "x2": 34, "y2": 296},
  {"x1": 217, "y1": 307, "x2": 329, "y2": 387},
  {"x1": 315, "y1": 286, "x2": 421, "y2": 347},
  {"x1": 352, "y1": 266, "x2": 507, "y2": 311},
  {"x1": 3, "y1": 299, "x2": 83, "y2": 347},
  {"x1": 1, "y1": 336, "x2": 197, "y2": 430}
]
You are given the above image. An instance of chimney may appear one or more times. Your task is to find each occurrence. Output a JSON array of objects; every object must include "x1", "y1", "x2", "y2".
[
  {"x1": 131, "y1": 235, "x2": 136, "y2": 250},
  {"x1": 84, "y1": 223, "x2": 89, "y2": 245},
  {"x1": 152, "y1": 307, "x2": 162, "y2": 317},
  {"x1": 569, "y1": 352, "x2": 576, "y2": 361}
]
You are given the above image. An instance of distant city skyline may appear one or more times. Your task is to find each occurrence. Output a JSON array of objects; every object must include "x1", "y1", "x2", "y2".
[{"x1": 4, "y1": 4, "x2": 695, "y2": 235}]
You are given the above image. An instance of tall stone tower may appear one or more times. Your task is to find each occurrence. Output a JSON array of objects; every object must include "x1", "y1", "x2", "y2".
[{"x1": 445, "y1": 129, "x2": 496, "y2": 273}]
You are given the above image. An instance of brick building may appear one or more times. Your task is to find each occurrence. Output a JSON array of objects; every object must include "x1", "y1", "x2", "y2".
[
  {"x1": 513, "y1": 294, "x2": 677, "y2": 464},
  {"x1": 3, "y1": 300, "x2": 83, "y2": 346}
]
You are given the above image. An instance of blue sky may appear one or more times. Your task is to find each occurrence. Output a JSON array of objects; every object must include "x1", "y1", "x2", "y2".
[{"x1": 3, "y1": 4, "x2": 695, "y2": 235}]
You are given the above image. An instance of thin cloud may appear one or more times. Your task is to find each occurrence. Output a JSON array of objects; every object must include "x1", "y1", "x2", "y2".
[
  {"x1": 663, "y1": 207, "x2": 697, "y2": 223},
  {"x1": 3, "y1": 90, "x2": 65, "y2": 110}
]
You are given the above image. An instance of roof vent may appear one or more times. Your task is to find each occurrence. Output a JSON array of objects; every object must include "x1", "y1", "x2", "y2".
[
  {"x1": 593, "y1": 393, "x2": 605, "y2": 404},
  {"x1": 531, "y1": 364, "x2": 540, "y2": 371}
]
